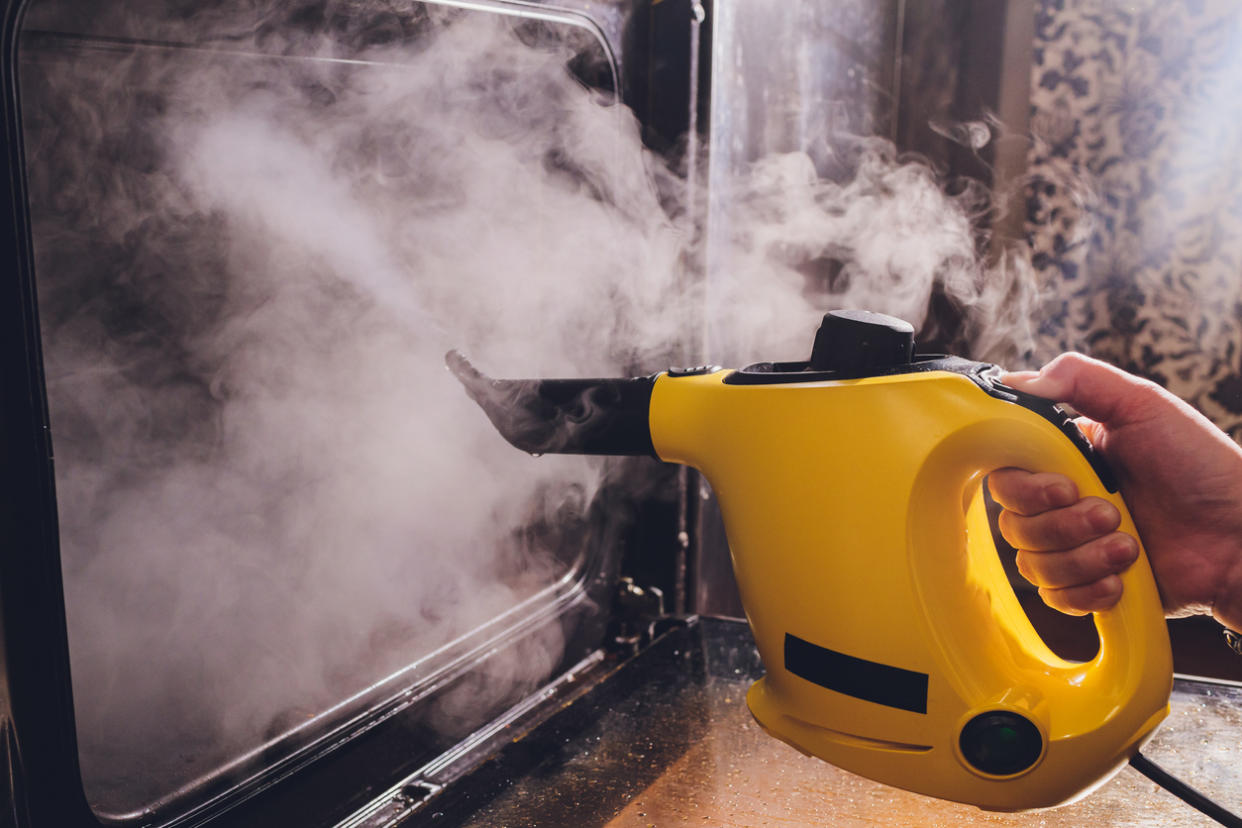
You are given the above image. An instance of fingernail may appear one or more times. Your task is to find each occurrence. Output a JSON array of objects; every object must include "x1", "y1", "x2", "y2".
[
  {"x1": 1088, "y1": 503, "x2": 1119, "y2": 533},
  {"x1": 1108, "y1": 535, "x2": 1138, "y2": 567},
  {"x1": 1045, "y1": 482, "x2": 1076, "y2": 508},
  {"x1": 1099, "y1": 574, "x2": 1124, "y2": 605},
  {"x1": 1001, "y1": 370, "x2": 1040, "y2": 386}
]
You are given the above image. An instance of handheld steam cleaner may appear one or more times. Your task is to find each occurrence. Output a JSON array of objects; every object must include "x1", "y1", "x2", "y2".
[{"x1": 448, "y1": 309, "x2": 1240, "y2": 824}]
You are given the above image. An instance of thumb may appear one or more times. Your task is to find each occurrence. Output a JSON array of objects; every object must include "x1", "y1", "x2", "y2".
[{"x1": 1001, "y1": 352, "x2": 1160, "y2": 429}]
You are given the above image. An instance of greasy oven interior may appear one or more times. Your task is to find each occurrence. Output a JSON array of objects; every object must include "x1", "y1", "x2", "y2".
[{"x1": 2, "y1": 1, "x2": 1241, "y2": 827}]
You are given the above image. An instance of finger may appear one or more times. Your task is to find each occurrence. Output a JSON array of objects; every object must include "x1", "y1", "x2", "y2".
[
  {"x1": 997, "y1": 496, "x2": 1120, "y2": 551},
  {"x1": 1036, "y1": 575, "x2": 1124, "y2": 616},
  {"x1": 1013, "y1": 532, "x2": 1139, "y2": 590},
  {"x1": 988, "y1": 469, "x2": 1078, "y2": 516},
  {"x1": 1000, "y1": 353, "x2": 1162, "y2": 430}
]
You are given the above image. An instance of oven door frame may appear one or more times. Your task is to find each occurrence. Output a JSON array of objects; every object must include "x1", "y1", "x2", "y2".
[{"x1": 0, "y1": 1, "x2": 87, "y2": 824}]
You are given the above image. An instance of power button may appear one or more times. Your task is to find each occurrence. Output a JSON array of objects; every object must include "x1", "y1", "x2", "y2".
[{"x1": 959, "y1": 711, "x2": 1044, "y2": 776}]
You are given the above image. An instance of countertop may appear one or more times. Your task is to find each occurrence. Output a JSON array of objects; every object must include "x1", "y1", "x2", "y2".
[{"x1": 401, "y1": 617, "x2": 1242, "y2": 828}]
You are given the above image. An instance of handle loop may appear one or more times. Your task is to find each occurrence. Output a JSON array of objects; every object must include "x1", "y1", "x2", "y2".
[{"x1": 909, "y1": 413, "x2": 1172, "y2": 740}]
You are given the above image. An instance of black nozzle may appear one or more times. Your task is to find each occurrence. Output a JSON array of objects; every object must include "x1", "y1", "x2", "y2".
[
  {"x1": 808, "y1": 309, "x2": 914, "y2": 375},
  {"x1": 446, "y1": 351, "x2": 657, "y2": 457}
]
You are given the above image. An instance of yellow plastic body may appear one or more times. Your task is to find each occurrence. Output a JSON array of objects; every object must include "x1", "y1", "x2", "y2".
[{"x1": 649, "y1": 368, "x2": 1172, "y2": 811}]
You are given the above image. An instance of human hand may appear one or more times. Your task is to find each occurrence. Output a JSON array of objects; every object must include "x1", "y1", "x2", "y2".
[{"x1": 989, "y1": 353, "x2": 1242, "y2": 633}]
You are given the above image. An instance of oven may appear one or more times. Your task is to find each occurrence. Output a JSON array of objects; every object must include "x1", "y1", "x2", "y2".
[{"x1": 2, "y1": 2, "x2": 1241, "y2": 827}]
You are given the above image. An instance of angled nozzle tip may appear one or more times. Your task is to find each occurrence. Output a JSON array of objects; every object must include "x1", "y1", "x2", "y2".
[
  {"x1": 445, "y1": 351, "x2": 657, "y2": 457},
  {"x1": 445, "y1": 349, "x2": 544, "y2": 453},
  {"x1": 444, "y1": 348, "x2": 475, "y2": 381},
  {"x1": 445, "y1": 349, "x2": 494, "y2": 408}
]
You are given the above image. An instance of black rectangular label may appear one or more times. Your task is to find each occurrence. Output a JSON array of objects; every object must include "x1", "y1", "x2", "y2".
[{"x1": 784, "y1": 633, "x2": 928, "y2": 714}]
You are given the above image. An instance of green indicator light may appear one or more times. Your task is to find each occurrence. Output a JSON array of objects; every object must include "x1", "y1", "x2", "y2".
[{"x1": 960, "y1": 712, "x2": 1043, "y2": 776}]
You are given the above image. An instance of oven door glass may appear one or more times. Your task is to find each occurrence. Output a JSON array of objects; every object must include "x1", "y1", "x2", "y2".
[{"x1": 17, "y1": 0, "x2": 666, "y2": 821}]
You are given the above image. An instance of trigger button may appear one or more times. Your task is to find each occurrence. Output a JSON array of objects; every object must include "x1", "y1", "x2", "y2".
[
  {"x1": 983, "y1": 379, "x2": 1120, "y2": 494},
  {"x1": 1056, "y1": 418, "x2": 1119, "y2": 493}
]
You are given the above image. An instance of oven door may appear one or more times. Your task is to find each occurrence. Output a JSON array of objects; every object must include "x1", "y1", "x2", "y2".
[{"x1": 0, "y1": 2, "x2": 702, "y2": 826}]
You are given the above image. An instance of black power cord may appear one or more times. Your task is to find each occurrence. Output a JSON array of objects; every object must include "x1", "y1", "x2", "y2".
[{"x1": 1130, "y1": 752, "x2": 1242, "y2": 827}]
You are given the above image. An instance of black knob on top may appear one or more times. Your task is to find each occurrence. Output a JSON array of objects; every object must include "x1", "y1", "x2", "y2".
[{"x1": 808, "y1": 309, "x2": 915, "y2": 375}]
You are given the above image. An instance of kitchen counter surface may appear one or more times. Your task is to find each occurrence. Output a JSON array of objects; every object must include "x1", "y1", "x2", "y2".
[{"x1": 403, "y1": 617, "x2": 1241, "y2": 827}]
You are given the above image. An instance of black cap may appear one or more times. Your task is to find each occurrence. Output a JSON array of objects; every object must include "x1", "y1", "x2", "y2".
[{"x1": 808, "y1": 309, "x2": 915, "y2": 375}]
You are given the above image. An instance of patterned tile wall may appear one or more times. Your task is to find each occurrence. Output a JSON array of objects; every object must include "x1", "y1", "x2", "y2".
[{"x1": 1027, "y1": 0, "x2": 1242, "y2": 437}]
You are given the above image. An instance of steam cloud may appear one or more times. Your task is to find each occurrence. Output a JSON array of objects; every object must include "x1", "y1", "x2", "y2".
[{"x1": 19, "y1": 1, "x2": 1038, "y2": 815}]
